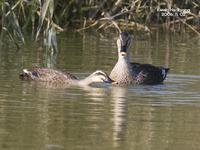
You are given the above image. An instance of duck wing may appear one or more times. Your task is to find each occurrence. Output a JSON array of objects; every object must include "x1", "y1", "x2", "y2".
[
  {"x1": 131, "y1": 62, "x2": 169, "y2": 84},
  {"x1": 20, "y1": 68, "x2": 78, "y2": 83}
]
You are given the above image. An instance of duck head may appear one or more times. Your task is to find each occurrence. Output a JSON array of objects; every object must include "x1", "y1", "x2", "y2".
[
  {"x1": 117, "y1": 32, "x2": 132, "y2": 57},
  {"x1": 79, "y1": 70, "x2": 116, "y2": 86},
  {"x1": 89, "y1": 70, "x2": 114, "y2": 84}
]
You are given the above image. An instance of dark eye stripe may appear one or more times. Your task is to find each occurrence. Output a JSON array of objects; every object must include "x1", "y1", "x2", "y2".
[
  {"x1": 95, "y1": 72, "x2": 108, "y2": 77},
  {"x1": 96, "y1": 72, "x2": 105, "y2": 76},
  {"x1": 126, "y1": 38, "x2": 131, "y2": 46}
]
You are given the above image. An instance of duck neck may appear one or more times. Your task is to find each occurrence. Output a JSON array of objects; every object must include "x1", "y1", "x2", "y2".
[
  {"x1": 78, "y1": 75, "x2": 93, "y2": 86},
  {"x1": 109, "y1": 51, "x2": 133, "y2": 84},
  {"x1": 117, "y1": 47, "x2": 131, "y2": 62},
  {"x1": 117, "y1": 49, "x2": 132, "y2": 67},
  {"x1": 118, "y1": 55, "x2": 130, "y2": 63}
]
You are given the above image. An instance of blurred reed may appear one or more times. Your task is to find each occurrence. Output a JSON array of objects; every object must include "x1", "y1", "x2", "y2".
[{"x1": 0, "y1": 0, "x2": 199, "y2": 50}]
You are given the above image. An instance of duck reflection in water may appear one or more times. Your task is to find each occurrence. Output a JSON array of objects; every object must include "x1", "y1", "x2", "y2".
[{"x1": 110, "y1": 86, "x2": 128, "y2": 147}]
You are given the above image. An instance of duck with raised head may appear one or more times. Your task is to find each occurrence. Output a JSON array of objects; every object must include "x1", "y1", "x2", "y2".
[
  {"x1": 110, "y1": 32, "x2": 169, "y2": 85},
  {"x1": 20, "y1": 68, "x2": 113, "y2": 86}
]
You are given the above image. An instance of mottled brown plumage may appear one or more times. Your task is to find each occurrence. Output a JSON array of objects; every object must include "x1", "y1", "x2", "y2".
[{"x1": 20, "y1": 68, "x2": 113, "y2": 86}]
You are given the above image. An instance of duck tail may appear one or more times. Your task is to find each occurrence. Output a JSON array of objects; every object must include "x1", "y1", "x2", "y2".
[
  {"x1": 165, "y1": 68, "x2": 170, "y2": 74},
  {"x1": 166, "y1": 68, "x2": 170, "y2": 72},
  {"x1": 19, "y1": 69, "x2": 30, "y2": 80},
  {"x1": 162, "y1": 68, "x2": 170, "y2": 80}
]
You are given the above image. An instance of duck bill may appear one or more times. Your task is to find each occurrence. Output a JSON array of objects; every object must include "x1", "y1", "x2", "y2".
[
  {"x1": 104, "y1": 77, "x2": 117, "y2": 84},
  {"x1": 120, "y1": 51, "x2": 127, "y2": 56},
  {"x1": 112, "y1": 81, "x2": 118, "y2": 85},
  {"x1": 109, "y1": 78, "x2": 118, "y2": 85}
]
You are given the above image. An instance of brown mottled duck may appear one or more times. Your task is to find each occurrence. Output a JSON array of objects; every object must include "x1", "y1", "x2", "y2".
[{"x1": 20, "y1": 68, "x2": 113, "y2": 86}]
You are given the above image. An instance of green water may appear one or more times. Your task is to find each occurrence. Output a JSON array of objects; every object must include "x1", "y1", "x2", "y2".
[{"x1": 0, "y1": 31, "x2": 200, "y2": 150}]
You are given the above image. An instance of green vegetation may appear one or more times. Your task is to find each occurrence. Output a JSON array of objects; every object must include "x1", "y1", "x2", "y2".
[{"x1": 0, "y1": 0, "x2": 199, "y2": 50}]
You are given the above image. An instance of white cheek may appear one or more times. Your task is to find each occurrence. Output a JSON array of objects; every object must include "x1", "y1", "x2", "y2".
[
  {"x1": 117, "y1": 39, "x2": 120, "y2": 45},
  {"x1": 102, "y1": 77, "x2": 106, "y2": 82},
  {"x1": 117, "y1": 39, "x2": 121, "y2": 52},
  {"x1": 92, "y1": 76, "x2": 100, "y2": 82}
]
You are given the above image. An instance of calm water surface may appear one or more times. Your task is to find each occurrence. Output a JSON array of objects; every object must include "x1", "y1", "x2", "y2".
[{"x1": 0, "y1": 31, "x2": 200, "y2": 150}]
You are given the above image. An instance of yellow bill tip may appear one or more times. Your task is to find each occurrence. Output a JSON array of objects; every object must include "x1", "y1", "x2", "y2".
[{"x1": 120, "y1": 52, "x2": 127, "y2": 56}]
